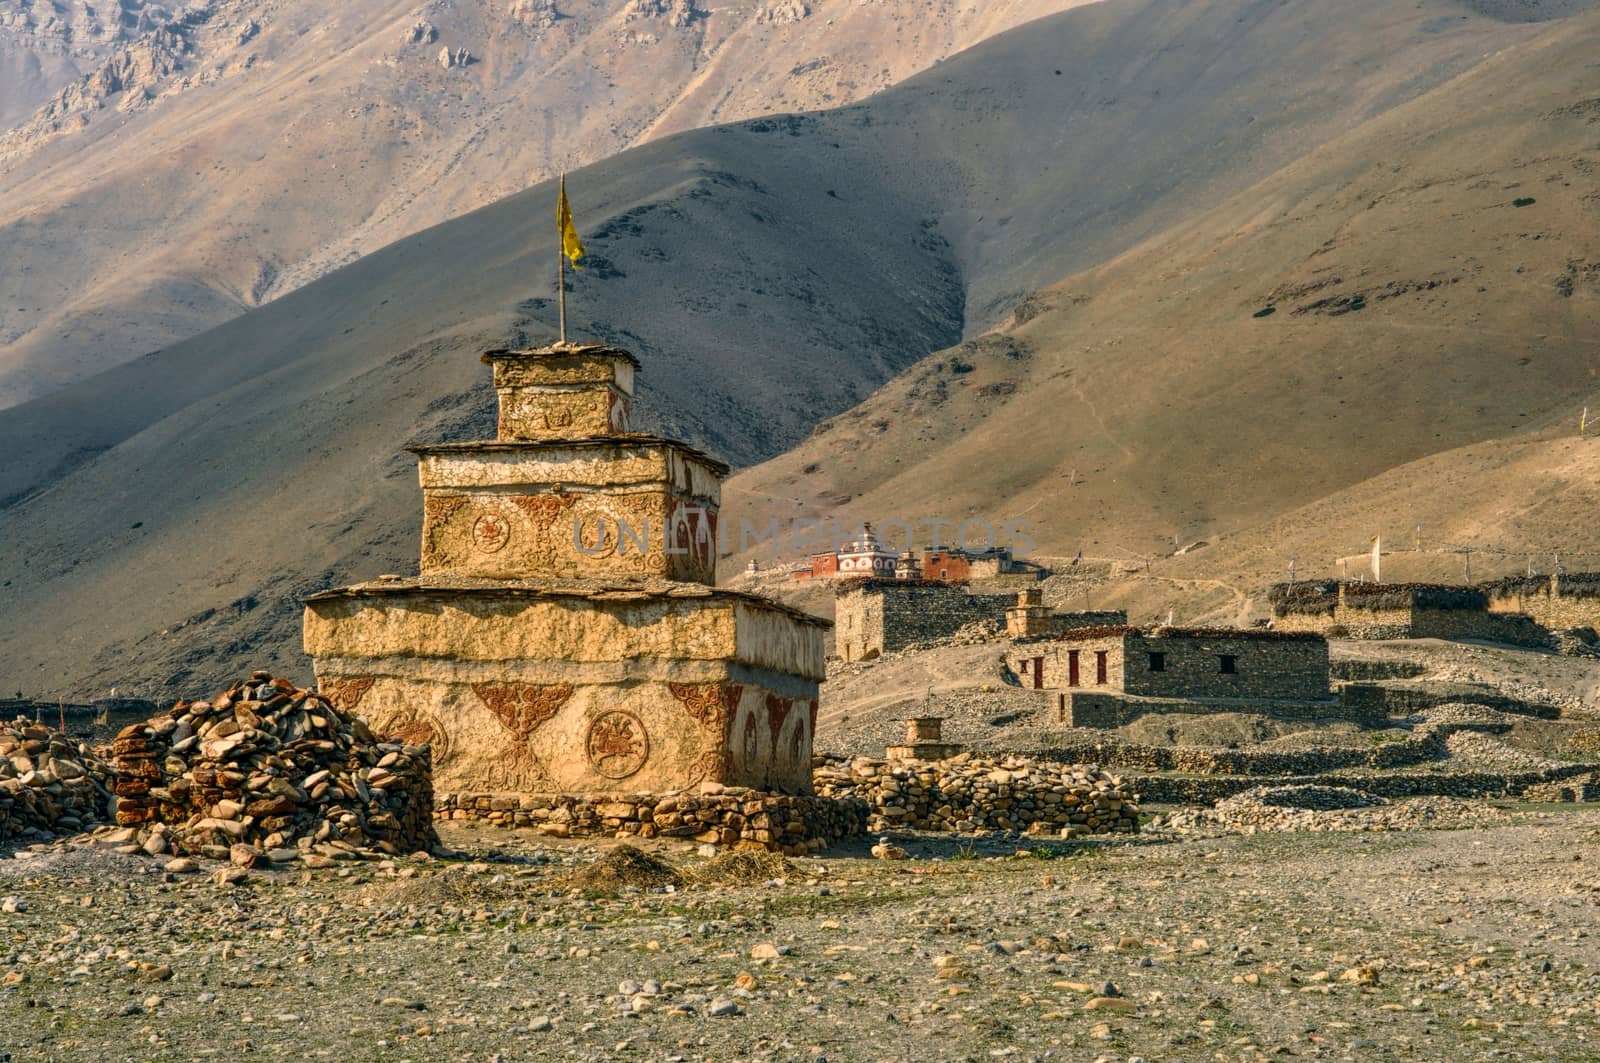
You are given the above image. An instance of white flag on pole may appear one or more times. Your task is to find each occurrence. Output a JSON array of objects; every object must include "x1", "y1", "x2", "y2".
[{"x1": 1370, "y1": 536, "x2": 1381, "y2": 584}]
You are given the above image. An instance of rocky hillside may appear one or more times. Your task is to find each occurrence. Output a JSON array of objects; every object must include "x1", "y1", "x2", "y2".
[
  {"x1": 0, "y1": 1, "x2": 184, "y2": 128},
  {"x1": 0, "y1": 0, "x2": 1097, "y2": 406}
]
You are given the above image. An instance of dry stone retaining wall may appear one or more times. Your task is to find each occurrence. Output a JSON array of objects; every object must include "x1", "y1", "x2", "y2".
[
  {"x1": 1020, "y1": 732, "x2": 1446, "y2": 777},
  {"x1": 812, "y1": 755, "x2": 1140, "y2": 835},
  {"x1": 1339, "y1": 682, "x2": 1561, "y2": 720},
  {"x1": 435, "y1": 788, "x2": 868, "y2": 855},
  {"x1": 1060, "y1": 691, "x2": 1379, "y2": 729},
  {"x1": 1329, "y1": 660, "x2": 1427, "y2": 681},
  {"x1": 1134, "y1": 763, "x2": 1597, "y2": 805}
]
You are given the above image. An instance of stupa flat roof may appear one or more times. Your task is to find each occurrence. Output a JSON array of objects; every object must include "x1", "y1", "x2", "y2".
[
  {"x1": 480, "y1": 343, "x2": 642, "y2": 368},
  {"x1": 405, "y1": 435, "x2": 731, "y2": 477},
  {"x1": 303, "y1": 575, "x2": 832, "y2": 627}
]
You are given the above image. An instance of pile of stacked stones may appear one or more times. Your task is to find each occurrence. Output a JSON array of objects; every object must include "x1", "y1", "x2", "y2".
[
  {"x1": 812, "y1": 755, "x2": 1139, "y2": 835},
  {"x1": 0, "y1": 720, "x2": 109, "y2": 840},
  {"x1": 434, "y1": 786, "x2": 870, "y2": 855},
  {"x1": 110, "y1": 672, "x2": 437, "y2": 866}
]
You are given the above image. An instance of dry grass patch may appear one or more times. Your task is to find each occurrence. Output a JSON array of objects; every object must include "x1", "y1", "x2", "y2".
[
  {"x1": 556, "y1": 845, "x2": 683, "y2": 892},
  {"x1": 685, "y1": 849, "x2": 799, "y2": 886}
]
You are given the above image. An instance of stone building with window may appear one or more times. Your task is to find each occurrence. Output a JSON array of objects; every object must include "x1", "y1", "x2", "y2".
[
  {"x1": 1007, "y1": 626, "x2": 1350, "y2": 726},
  {"x1": 1009, "y1": 626, "x2": 1329, "y2": 699}
]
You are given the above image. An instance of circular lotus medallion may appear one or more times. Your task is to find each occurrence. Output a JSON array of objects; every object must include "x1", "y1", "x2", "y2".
[
  {"x1": 472, "y1": 511, "x2": 511, "y2": 553},
  {"x1": 585, "y1": 710, "x2": 649, "y2": 779}
]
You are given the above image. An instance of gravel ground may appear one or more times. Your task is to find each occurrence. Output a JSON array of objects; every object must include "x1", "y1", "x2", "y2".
[{"x1": 6, "y1": 811, "x2": 1600, "y2": 1061}]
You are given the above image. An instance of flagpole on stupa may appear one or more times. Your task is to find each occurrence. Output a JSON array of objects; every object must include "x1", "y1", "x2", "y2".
[
  {"x1": 555, "y1": 172, "x2": 587, "y2": 347},
  {"x1": 557, "y1": 172, "x2": 568, "y2": 345}
]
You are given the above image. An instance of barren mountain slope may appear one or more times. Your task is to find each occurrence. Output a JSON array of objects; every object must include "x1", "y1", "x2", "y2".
[
  {"x1": 0, "y1": 0, "x2": 1100, "y2": 407},
  {"x1": 5, "y1": 0, "x2": 1574, "y2": 508},
  {"x1": 997, "y1": 426, "x2": 1600, "y2": 632},
  {"x1": 726, "y1": 9, "x2": 1600, "y2": 600},
  {"x1": 1155, "y1": 429, "x2": 1600, "y2": 622},
  {"x1": 0, "y1": 0, "x2": 1591, "y2": 701}
]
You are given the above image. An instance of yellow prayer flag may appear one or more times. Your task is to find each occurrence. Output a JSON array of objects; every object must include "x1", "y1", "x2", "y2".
[{"x1": 558, "y1": 174, "x2": 585, "y2": 269}]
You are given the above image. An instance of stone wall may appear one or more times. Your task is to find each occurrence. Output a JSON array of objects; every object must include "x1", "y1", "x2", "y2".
[
  {"x1": 1338, "y1": 682, "x2": 1561, "y2": 720},
  {"x1": 1328, "y1": 659, "x2": 1427, "y2": 681},
  {"x1": 435, "y1": 788, "x2": 868, "y2": 855},
  {"x1": 1133, "y1": 764, "x2": 1597, "y2": 805},
  {"x1": 1486, "y1": 574, "x2": 1600, "y2": 632},
  {"x1": 1021, "y1": 731, "x2": 1447, "y2": 776},
  {"x1": 1060, "y1": 690, "x2": 1382, "y2": 729},
  {"x1": 812, "y1": 755, "x2": 1140, "y2": 835},
  {"x1": 834, "y1": 581, "x2": 1014, "y2": 661},
  {"x1": 1271, "y1": 581, "x2": 1551, "y2": 645}
]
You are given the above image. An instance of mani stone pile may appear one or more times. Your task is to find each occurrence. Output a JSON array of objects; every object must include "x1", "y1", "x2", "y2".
[
  {"x1": 0, "y1": 720, "x2": 108, "y2": 841},
  {"x1": 108, "y1": 672, "x2": 437, "y2": 866},
  {"x1": 813, "y1": 754, "x2": 1140, "y2": 836}
]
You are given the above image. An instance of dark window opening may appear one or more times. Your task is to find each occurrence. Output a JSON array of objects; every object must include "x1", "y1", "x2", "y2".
[
  {"x1": 1219, "y1": 654, "x2": 1238, "y2": 675},
  {"x1": 1067, "y1": 650, "x2": 1080, "y2": 687},
  {"x1": 1147, "y1": 651, "x2": 1165, "y2": 672},
  {"x1": 1095, "y1": 650, "x2": 1109, "y2": 685}
]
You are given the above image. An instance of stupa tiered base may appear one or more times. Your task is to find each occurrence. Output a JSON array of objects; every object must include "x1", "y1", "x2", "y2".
[
  {"x1": 413, "y1": 437, "x2": 724, "y2": 584},
  {"x1": 304, "y1": 577, "x2": 826, "y2": 795}
]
